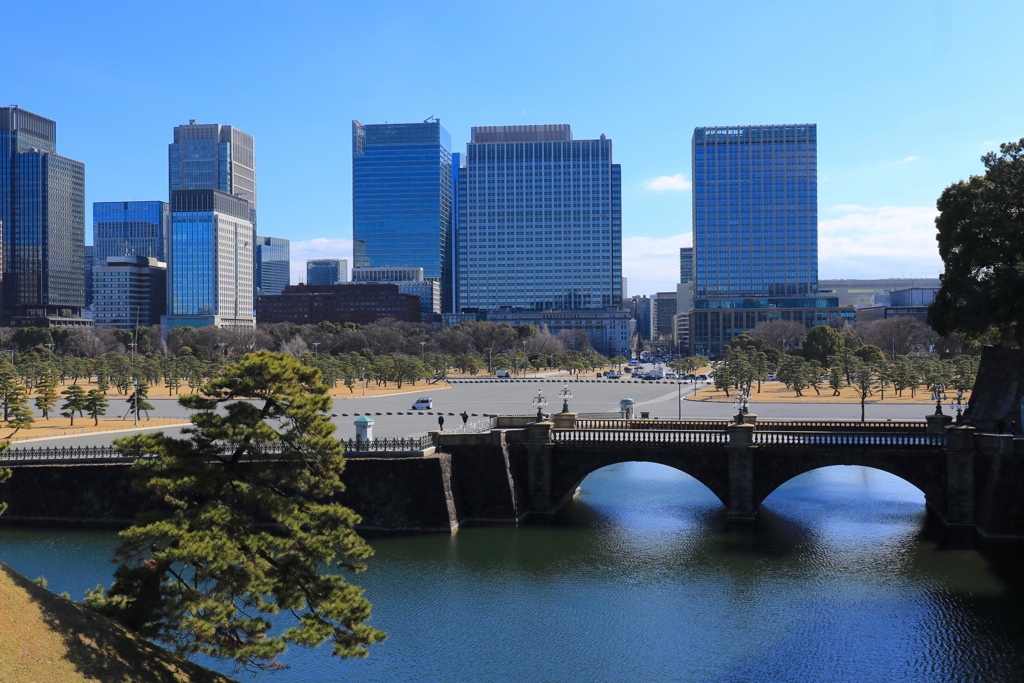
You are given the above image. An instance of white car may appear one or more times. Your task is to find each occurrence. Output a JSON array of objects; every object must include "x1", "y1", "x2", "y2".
[{"x1": 411, "y1": 397, "x2": 433, "y2": 410}]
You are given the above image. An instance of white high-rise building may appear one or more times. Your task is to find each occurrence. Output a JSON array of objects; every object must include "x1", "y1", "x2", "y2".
[{"x1": 455, "y1": 124, "x2": 622, "y2": 312}]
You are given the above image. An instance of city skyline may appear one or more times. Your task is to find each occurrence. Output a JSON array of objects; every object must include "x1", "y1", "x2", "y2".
[{"x1": 7, "y1": 1, "x2": 1024, "y2": 296}]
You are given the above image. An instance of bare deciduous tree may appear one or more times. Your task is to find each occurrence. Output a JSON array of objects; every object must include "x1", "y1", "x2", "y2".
[
  {"x1": 751, "y1": 320, "x2": 806, "y2": 353},
  {"x1": 67, "y1": 328, "x2": 122, "y2": 358},
  {"x1": 857, "y1": 317, "x2": 936, "y2": 360}
]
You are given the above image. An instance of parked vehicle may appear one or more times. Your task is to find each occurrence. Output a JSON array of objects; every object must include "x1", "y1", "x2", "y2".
[
  {"x1": 648, "y1": 368, "x2": 665, "y2": 379},
  {"x1": 606, "y1": 371, "x2": 622, "y2": 379},
  {"x1": 411, "y1": 397, "x2": 433, "y2": 410},
  {"x1": 495, "y1": 370, "x2": 512, "y2": 378}
]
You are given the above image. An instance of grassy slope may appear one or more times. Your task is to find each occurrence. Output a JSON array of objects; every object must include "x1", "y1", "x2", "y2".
[{"x1": 0, "y1": 561, "x2": 236, "y2": 683}]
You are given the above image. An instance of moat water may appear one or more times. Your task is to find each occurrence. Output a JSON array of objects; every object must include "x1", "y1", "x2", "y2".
[{"x1": 3, "y1": 463, "x2": 1024, "y2": 682}]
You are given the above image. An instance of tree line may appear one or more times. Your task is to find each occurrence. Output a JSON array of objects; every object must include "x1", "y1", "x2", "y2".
[{"x1": 715, "y1": 323, "x2": 979, "y2": 421}]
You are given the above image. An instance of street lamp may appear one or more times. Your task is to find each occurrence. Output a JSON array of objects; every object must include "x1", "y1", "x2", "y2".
[
  {"x1": 420, "y1": 341, "x2": 426, "y2": 361},
  {"x1": 955, "y1": 388, "x2": 964, "y2": 424},
  {"x1": 558, "y1": 383, "x2": 573, "y2": 413},
  {"x1": 532, "y1": 389, "x2": 548, "y2": 421},
  {"x1": 931, "y1": 383, "x2": 947, "y2": 416},
  {"x1": 313, "y1": 341, "x2": 320, "y2": 358},
  {"x1": 734, "y1": 386, "x2": 751, "y2": 423},
  {"x1": 522, "y1": 341, "x2": 528, "y2": 377}
]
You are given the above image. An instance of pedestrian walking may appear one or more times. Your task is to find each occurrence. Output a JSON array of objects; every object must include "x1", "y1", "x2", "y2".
[
  {"x1": 461, "y1": 411, "x2": 469, "y2": 424},
  {"x1": 438, "y1": 415, "x2": 445, "y2": 431}
]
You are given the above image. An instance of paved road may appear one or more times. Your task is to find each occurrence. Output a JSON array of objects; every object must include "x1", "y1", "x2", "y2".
[{"x1": 6, "y1": 379, "x2": 947, "y2": 451}]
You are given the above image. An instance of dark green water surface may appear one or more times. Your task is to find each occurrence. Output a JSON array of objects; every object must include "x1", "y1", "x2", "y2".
[{"x1": 3, "y1": 463, "x2": 1024, "y2": 682}]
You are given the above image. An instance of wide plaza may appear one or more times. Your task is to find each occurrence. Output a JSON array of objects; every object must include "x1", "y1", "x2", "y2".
[{"x1": 6, "y1": 376, "x2": 947, "y2": 451}]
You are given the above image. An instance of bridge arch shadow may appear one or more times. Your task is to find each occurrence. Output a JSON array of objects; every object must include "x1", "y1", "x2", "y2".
[
  {"x1": 751, "y1": 449, "x2": 943, "y2": 513},
  {"x1": 550, "y1": 446, "x2": 730, "y2": 513}
]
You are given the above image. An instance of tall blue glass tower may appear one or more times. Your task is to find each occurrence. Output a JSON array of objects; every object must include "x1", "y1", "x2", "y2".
[
  {"x1": 352, "y1": 119, "x2": 452, "y2": 312},
  {"x1": 690, "y1": 124, "x2": 848, "y2": 356},
  {"x1": 163, "y1": 189, "x2": 255, "y2": 331},
  {"x1": 693, "y1": 124, "x2": 817, "y2": 298},
  {"x1": 93, "y1": 200, "x2": 169, "y2": 262},
  {"x1": 0, "y1": 106, "x2": 87, "y2": 326}
]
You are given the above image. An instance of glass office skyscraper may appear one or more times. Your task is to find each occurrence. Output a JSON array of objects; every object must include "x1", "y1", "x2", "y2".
[
  {"x1": 306, "y1": 258, "x2": 346, "y2": 285},
  {"x1": 0, "y1": 106, "x2": 87, "y2": 326},
  {"x1": 456, "y1": 124, "x2": 622, "y2": 312},
  {"x1": 162, "y1": 189, "x2": 255, "y2": 330},
  {"x1": 690, "y1": 124, "x2": 848, "y2": 356},
  {"x1": 255, "y1": 235, "x2": 290, "y2": 296},
  {"x1": 352, "y1": 119, "x2": 452, "y2": 312},
  {"x1": 93, "y1": 200, "x2": 169, "y2": 261},
  {"x1": 169, "y1": 121, "x2": 256, "y2": 224},
  {"x1": 692, "y1": 124, "x2": 817, "y2": 299}
]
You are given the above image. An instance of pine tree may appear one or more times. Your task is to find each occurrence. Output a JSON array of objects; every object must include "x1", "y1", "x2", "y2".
[
  {"x1": 5, "y1": 385, "x2": 34, "y2": 436},
  {"x1": 35, "y1": 371, "x2": 59, "y2": 420},
  {"x1": 60, "y1": 384, "x2": 87, "y2": 426},
  {"x1": 123, "y1": 380, "x2": 155, "y2": 421},
  {"x1": 85, "y1": 352, "x2": 385, "y2": 671},
  {"x1": 85, "y1": 388, "x2": 109, "y2": 426}
]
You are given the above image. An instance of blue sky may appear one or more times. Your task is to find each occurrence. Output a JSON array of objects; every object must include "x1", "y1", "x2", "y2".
[{"x1": 7, "y1": 0, "x2": 1024, "y2": 295}]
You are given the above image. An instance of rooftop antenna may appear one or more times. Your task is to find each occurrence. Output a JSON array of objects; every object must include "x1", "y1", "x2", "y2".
[{"x1": 424, "y1": 116, "x2": 439, "y2": 123}]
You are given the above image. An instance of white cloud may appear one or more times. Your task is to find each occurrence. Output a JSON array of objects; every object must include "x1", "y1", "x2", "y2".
[
  {"x1": 819, "y1": 205, "x2": 941, "y2": 278},
  {"x1": 289, "y1": 238, "x2": 352, "y2": 284},
  {"x1": 644, "y1": 173, "x2": 692, "y2": 192},
  {"x1": 621, "y1": 233, "x2": 691, "y2": 296},
  {"x1": 882, "y1": 156, "x2": 920, "y2": 166}
]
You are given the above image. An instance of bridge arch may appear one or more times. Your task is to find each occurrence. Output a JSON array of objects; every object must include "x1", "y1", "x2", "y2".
[
  {"x1": 751, "y1": 447, "x2": 944, "y2": 512},
  {"x1": 547, "y1": 444, "x2": 730, "y2": 513}
]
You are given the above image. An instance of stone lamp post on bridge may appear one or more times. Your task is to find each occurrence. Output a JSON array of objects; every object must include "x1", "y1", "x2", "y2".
[
  {"x1": 532, "y1": 389, "x2": 548, "y2": 422},
  {"x1": 558, "y1": 383, "x2": 573, "y2": 413}
]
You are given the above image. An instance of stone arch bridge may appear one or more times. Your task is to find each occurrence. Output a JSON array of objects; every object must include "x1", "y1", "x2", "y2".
[{"x1": 3, "y1": 415, "x2": 1024, "y2": 541}]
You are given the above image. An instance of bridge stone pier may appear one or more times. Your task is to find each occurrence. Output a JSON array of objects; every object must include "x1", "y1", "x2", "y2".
[{"x1": 3, "y1": 415, "x2": 1024, "y2": 542}]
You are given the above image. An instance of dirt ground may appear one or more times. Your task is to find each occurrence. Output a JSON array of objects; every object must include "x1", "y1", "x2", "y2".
[{"x1": 690, "y1": 380, "x2": 969, "y2": 406}]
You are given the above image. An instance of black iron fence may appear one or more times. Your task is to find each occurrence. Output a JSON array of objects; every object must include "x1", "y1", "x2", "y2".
[
  {"x1": 3, "y1": 435, "x2": 435, "y2": 464},
  {"x1": 553, "y1": 429, "x2": 728, "y2": 444}
]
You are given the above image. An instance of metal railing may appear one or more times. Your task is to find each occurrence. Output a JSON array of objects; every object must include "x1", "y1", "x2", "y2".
[
  {"x1": 343, "y1": 436, "x2": 433, "y2": 453},
  {"x1": 3, "y1": 444, "x2": 132, "y2": 464},
  {"x1": 553, "y1": 429, "x2": 728, "y2": 444},
  {"x1": 574, "y1": 418, "x2": 730, "y2": 430},
  {"x1": 753, "y1": 420, "x2": 928, "y2": 432},
  {"x1": 442, "y1": 416, "x2": 497, "y2": 435},
  {"x1": 753, "y1": 431, "x2": 945, "y2": 447},
  {"x1": 3, "y1": 435, "x2": 435, "y2": 464}
]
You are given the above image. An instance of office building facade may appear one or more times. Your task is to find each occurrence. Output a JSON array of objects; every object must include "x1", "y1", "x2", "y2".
[
  {"x1": 162, "y1": 189, "x2": 255, "y2": 330},
  {"x1": 92, "y1": 255, "x2": 167, "y2": 329},
  {"x1": 352, "y1": 266, "x2": 441, "y2": 317},
  {"x1": 690, "y1": 123, "x2": 848, "y2": 356},
  {"x1": 256, "y1": 283, "x2": 420, "y2": 325},
  {"x1": 352, "y1": 119, "x2": 452, "y2": 311},
  {"x1": 306, "y1": 258, "x2": 347, "y2": 285},
  {"x1": 93, "y1": 200, "x2": 169, "y2": 262},
  {"x1": 456, "y1": 124, "x2": 622, "y2": 312},
  {"x1": 169, "y1": 121, "x2": 256, "y2": 224},
  {"x1": 484, "y1": 308, "x2": 632, "y2": 359},
  {"x1": 0, "y1": 106, "x2": 88, "y2": 326},
  {"x1": 255, "y1": 235, "x2": 290, "y2": 296}
]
